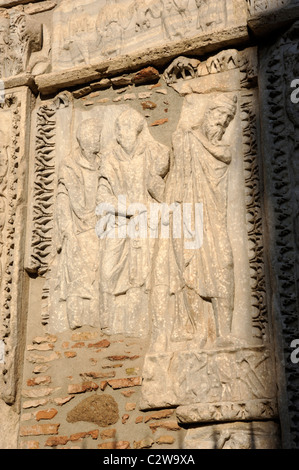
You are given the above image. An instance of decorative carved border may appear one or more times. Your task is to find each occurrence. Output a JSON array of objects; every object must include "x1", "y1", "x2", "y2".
[
  {"x1": 27, "y1": 102, "x2": 57, "y2": 276},
  {"x1": 0, "y1": 90, "x2": 29, "y2": 405},
  {"x1": 26, "y1": 92, "x2": 70, "y2": 277},
  {"x1": 241, "y1": 91, "x2": 268, "y2": 341},
  {"x1": 259, "y1": 24, "x2": 299, "y2": 448}
]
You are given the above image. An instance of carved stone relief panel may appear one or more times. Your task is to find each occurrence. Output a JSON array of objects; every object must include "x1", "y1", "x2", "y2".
[
  {"x1": 0, "y1": 4, "x2": 51, "y2": 79},
  {"x1": 25, "y1": 83, "x2": 180, "y2": 338},
  {"x1": 25, "y1": 46, "x2": 278, "y2": 446},
  {"x1": 51, "y1": 0, "x2": 248, "y2": 72},
  {"x1": 0, "y1": 87, "x2": 32, "y2": 405},
  {"x1": 139, "y1": 49, "x2": 277, "y2": 428}
]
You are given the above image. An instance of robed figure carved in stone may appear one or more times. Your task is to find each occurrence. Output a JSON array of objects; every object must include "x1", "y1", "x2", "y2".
[
  {"x1": 96, "y1": 108, "x2": 170, "y2": 337},
  {"x1": 46, "y1": 119, "x2": 102, "y2": 332},
  {"x1": 151, "y1": 93, "x2": 238, "y2": 350}
]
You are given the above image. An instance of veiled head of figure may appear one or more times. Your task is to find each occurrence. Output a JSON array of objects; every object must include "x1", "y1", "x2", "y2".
[
  {"x1": 202, "y1": 95, "x2": 237, "y2": 144},
  {"x1": 76, "y1": 118, "x2": 102, "y2": 161},
  {"x1": 115, "y1": 109, "x2": 145, "y2": 155}
]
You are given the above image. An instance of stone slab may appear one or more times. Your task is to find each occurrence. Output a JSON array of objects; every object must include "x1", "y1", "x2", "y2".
[{"x1": 35, "y1": 25, "x2": 250, "y2": 95}]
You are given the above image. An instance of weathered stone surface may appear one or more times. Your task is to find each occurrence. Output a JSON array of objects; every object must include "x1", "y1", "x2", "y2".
[
  {"x1": 66, "y1": 395, "x2": 119, "y2": 427},
  {"x1": 247, "y1": 1, "x2": 299, "y2": 37},
  {"x1": 183, "y1": 421, "x2": 280, "y2": 449},
  {"x1": 0, "y1": 400, "x2": 19, "y2": 448}
]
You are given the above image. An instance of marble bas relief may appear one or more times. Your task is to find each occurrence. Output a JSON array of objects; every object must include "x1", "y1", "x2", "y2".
[
  {"x1": 47, "y1": 119, "x2": 102, "y2": 332},
  {"x1": 97, "y1": 109, "x2": 170, "y2": 337},
  {"x1": 51, "y1": 0, "x2": 245, "y2": 71},
  {"x1": 32, "y1": 47, "x2": 277, "y2": 428},
  {"x1": 45, "y1": 105, "x2": 170, "y2": 336}
]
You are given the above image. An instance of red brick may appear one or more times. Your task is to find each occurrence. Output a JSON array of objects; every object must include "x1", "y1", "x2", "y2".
[
  {"x1": 20, "y1": 423, "x2": 60, "y2": 436},
  {"x1": 33, "y1": 335, "x2": 57, "y2": 344},
  {"x1": 122, "y1": 414, "x2": 129, "y2": 424},
  {"x1": 69, "y1": 429, "x2": 99, "y2": 441},
  {"x1": 72, "y1": 342, "x2": 85, "y2": 348},
  {"x1": 67, "y1": 381, "x2": 99, "y2": 394},
  {"x1": 88, "y1": 429, "x2": 99, "y2": 440},
  {"x1": 156, "y1": 435, "x2": 175, "y2": 445},
  {"x1": 132, "y1": 66, "x2": 159, "y2": 85},
  {"x1": 150, "y1": 118, "x2": 168, "y2": 127},
  {"x1": 149, "y1": 420, "x2": 181, "y2": 433},
  {"x1": 80, "y1": 371, "x2": 116, "y2": 379},
  {"x1": 35, "y1": 408, "x2": 58, "y2": 421},
  {"x1": 100, "y1": 429, "x2": 116, "y2": 440},
  {"x1": 107, "y1": 377, "x2": 142, "y2": 389},
  {"x1": 107, "y1": 355, "x2": 140, "y2": 361},
  {"x1": 144, "y1": 409, "x2": 174, "y2": 423},
  {"x1": 88, "y1": 339, "x2": 110, "y2": 349},
  {"x1": 141, "y1": 100, "x2": 157, "y2": 110},
  {"x1": 69, "y1": 432, "x2": 86, "y2": 441},
  {"x1": 27, "y1": 376, "x2": 51, "y2": 387},
  {"x1": 71, "y1": 331, "x2": 98, "y2": 341},
  {"x1": 121, "y1": 389, "x2": 136, "y2": 397},
  {"x1": 45, "y1": 436, "x2": 69, "y2": 447},
  {"x1": 19, "y1": 440, "x2": 39, "y2": 449},
  {"x1": 64, "y1": 351, "x2": 77, "y2": 358},
  {"x1": 135, "y1": 416, "x2": 143, "y2": 424},
  {"x1": 98, "y1": 441, "x2": 130, "y2": 449},
  {"x1": 100, "y1": 380, "x2": 108, "y2": 391},
  {"x1": 53, "y1": 396, "x2": 74, "y2": 406}
]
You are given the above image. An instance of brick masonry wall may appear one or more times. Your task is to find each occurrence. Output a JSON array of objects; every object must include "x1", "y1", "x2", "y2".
[{"x1": 19, "y1": 328, "x2": 185, "y2": 449}]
